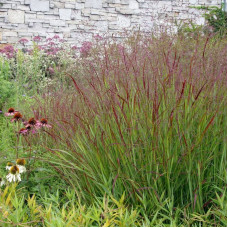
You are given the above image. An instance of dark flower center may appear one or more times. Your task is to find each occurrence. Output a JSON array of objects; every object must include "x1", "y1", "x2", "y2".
[
  {"x1": 28, "y1": 118, "x2": 36, "y2": 125},
  {"x1": 10, "y1": 165, "x2": 19, "y2": 174},
  {"x1": 26, "y1": 125, "x2": 31, "y2": 130},
  {"x1": 40, "y1": 118, "x2": 48, "y2": 124},
  {"x1": 8, "y1": 108, "x2": 15, "y2": 113},
  {"x1": 16, "y1": 159, "x2": 26, "y2": 166},
  {"x1": 14, "y1": 112, "x2": 22, "y2": 120},
  {"x1": 7, "y1": 162, "x2": 13, "y2": 166}
]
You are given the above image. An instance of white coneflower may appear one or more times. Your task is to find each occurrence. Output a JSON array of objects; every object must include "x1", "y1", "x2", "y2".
[
  {"x1": 6, "y1": 162, "x2": 14, "y2": 171},
  {"x1": 6, "y1": 165, "x2": 21, "y2": 183},
  {"x1": 16, "y1": 159, "x2": 26, "y2": 174},
  {"x1": 0, "y1": 177, "x2": 5, "y2": 187}
]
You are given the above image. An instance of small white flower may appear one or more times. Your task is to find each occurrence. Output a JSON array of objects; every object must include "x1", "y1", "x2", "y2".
[
  {"x1": 0, "y1": 178, "x2": 5, "y2": 187},
  {"x1": 6, "y1": 162, "x2": 14, "y2": 171},
  {"x1": 6, "y1": 173, "x2": 21, "y2": 183},
  {"x1": 16, "y1": 159, "x2": 26, "y2": 174},
  {"x1": 6, "y1": 165, "x2": 21, "y2": 183},
  {"x1": 17, "y1": 165, "x2": 26, "y2": 174}
]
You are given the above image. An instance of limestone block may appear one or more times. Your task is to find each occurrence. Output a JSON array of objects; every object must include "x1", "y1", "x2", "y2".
[
  {"x1": 59, "y1": 9, "x2": 72, "y2": 20},
  {"x1": 89, "y1": 9, "x2": 104, "y2": 15},
  {"x1": 129, "y1": 0, "x2": 139, "y2": 9},
  {"x1": 50, "y1": 19, "x2": 66, "y2": 26},
  {"x1": 8, "y1": 10, "x2": 25, "y2": 23},
  {"x1": 4, "y1": 37, "x2": 18, "y2": 43},
  {"x1": 17, "y1": 5, "x2": 30, "y2": 10},
  {"x1": 195, "y1": 17, "x2": 205, "y2": 25},
  {"x1": 37, "y1": 14, "x2": 58, "y2": 20},
  {"x1": 0, "y1": 32, "x2": 2, "y2": 41},
  {"x1": 107, "y1": 0, "x2": 121, "y2": 3},
  {"x1": 3, "y1": 31, "x2": 18, "y2": 37},
  {"x1": 71, "y1": 10, "x2": 82, "y2": 19},
  {"x1": 0, "y1": 12, "x2": 7, "y2": 17},
  {"x1": 81, "y1": 8, "x2": 91, "y2": 16},
  {"x1": 85, "y1": 0, "x2": 102, "y2": 9},
  {"x1": 189, "y1": 0, "x2": 198, "y2": 4},
  {"x1": 95, "y1": 20, "x2": 108, "y2": 31},
  {"x1": 53, "y1": 2, "x2": 64, "y2": 8},
  {"x1": 75, "y1": 2, "x2": 84, "y2": 9},
  {"x1": 65, "y1": 3, "x2": 75, "y2": 8},
  {"x1": 30, "y1": 0, "x2": 49, "y2": 12},
  {"x1": 116, "y1": 15, "x2": 130, "y2": 27},
  {"x1": 1, "y1": 4, "x2": 12, "y2": 9},
  {"x1": 90, "y1": 15, "x2": 100, "y2": 20},
  {"x1": 120, "y1": 0, "x2": 129, "y2": 4},
  {"x1": 12, "y1": 4, "x2": 17, "y2": 9},
  {"x1": 115, "y1": 8, "x2": 133, "y2": 14},
  {"x1": 42, "y1": 23, "x2": 50, "y2": 27}
]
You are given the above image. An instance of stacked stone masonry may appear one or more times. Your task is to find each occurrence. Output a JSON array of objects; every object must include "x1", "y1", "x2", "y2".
[{"x1": 0, "y1": 0, "x2": 222, "y2": 46}]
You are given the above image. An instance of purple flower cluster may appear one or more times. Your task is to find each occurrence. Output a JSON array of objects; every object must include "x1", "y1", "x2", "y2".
[
  {"x1": 18, "y1": 38, "x2": 29, "y2": 45},
  {"x1": 0, "y1": 45, "x2": 17, "y2": 59},
  {"x1": 80, "y1": 41, "x2": 93, "y2": 57}
]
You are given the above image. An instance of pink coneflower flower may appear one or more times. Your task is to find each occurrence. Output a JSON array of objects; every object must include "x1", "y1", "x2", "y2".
[
  {"x1": 46, "y1": 37, "x2": 52, "y2": 42},
  {"x1": 25, "y1": 117, "x2": 39, "y2": 129},
  {"x1": 5, "y1": 108, "x2": 18, "y2": 117},
  {"x1": 11, "y1": 112, "x2": 23, "y2": 122},
  {"x1": 38, "y1": 118, "x2": 52, "y2": 128},
  {"x1": 19, "y1": 128, "x2": 29, "y2": 136}
]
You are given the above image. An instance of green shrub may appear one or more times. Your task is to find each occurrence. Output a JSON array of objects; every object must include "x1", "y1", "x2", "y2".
[{"x1": 0, "y1": 57, "x2": 15, "y2": 109}]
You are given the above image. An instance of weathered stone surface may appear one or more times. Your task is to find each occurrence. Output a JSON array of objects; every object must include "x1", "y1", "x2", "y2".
[
  {"x1": 3, "y1": 31, "x2": 18, "y2": 36},
  {"x1": 30, "y1": 0, "x2": 49, "y2": 12},
  {"x1": 59, "y1": 9, "x2": 72, "y2": 20},
  {"x1": 116, "y1": 15, "x2": 130, "y2": 27},
  {"x1": 75, "y1": 2, "x2": 84, "y2": 9},
  {"x1": 65, "y1": 3, "x2": 75, "y2": 8},
  {"x1": 0, "y1": 0, "x2": 221, "y2": 47},
  {"x1": 129, "y1": 0, "x2": 139, "y2": 9},
  {"x1": 85, "y1": 0, "x2": 102, "y2": 8},
  {"x1": 50, "y1": 19, "x2": 66, "y2": 26},
  {"x1": 8, "y1": 9, "x2": 25, "y2": 23},
  {"x1": 16, "y1": 4, "x2": 30, "y2": 10}
]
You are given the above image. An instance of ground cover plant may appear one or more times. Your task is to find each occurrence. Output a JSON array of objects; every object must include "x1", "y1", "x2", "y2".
[{"x1": 0, "y1": 30, "x2": 226, "y2": 226}]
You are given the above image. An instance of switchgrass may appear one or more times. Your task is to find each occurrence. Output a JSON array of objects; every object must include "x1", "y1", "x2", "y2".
[{"x1": 32, "y1": 33, "x2": 227, "y2": 224}]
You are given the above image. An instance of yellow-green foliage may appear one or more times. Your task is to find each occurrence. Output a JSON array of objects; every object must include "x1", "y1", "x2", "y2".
[
  {"x1": 0, "y1": 185, "x2": 226, "y2": 227},
  {"x1": 0, "y1": 186, "x2": 141, "y2": 227}
]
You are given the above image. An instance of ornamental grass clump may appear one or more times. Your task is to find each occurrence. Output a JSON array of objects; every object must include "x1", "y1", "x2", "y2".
[{"x1": 22, "y1": 32, "x2": 227, "y2": 225}]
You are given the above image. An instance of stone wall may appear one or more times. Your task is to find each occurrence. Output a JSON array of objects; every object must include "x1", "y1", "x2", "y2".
[{"x1": 0, "y1": 0, "x2": 222, "y2": 46}]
